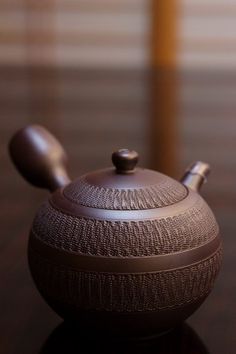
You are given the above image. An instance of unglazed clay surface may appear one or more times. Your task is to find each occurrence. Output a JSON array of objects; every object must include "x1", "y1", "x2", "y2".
[{"x1": 9, "y1": 125, "x2": 222, "y2": 336}]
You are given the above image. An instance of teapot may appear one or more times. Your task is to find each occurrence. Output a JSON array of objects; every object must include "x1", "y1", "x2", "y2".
[{"x1": 9, "y1": 125, "x2": 222, "y2": 338}]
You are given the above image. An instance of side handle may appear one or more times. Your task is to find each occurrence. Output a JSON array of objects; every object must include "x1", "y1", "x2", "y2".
[{"x1": 9, "y1": 125, "x2": 71, "y2": 192}]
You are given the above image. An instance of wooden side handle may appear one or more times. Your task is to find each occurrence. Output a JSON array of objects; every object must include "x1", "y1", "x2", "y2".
[{"x1": 9, "y1": 125, "x2": 71, "y2": 192}]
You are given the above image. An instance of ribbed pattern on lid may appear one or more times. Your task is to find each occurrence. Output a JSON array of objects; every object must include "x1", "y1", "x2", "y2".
[{"x1": 63, "y1": 176, "x2": 188, "y2": 210}]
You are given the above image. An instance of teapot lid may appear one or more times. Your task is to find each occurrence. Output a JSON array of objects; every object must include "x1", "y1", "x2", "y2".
[{"x1": 63, "y1": 149, "x2": 188, "y2": 210}]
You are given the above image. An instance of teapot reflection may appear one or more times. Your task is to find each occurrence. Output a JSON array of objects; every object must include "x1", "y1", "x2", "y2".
[{"x1": 40, "y1": 322, "x2": 209, "y2": 354}]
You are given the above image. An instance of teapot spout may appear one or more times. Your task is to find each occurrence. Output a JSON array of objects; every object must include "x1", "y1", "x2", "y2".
[{"x1": 181, "y1": 161, "x2": 210, "y2": 192}]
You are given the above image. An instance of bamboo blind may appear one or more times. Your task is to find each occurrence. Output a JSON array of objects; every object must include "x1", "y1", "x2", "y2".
[
  {"x1": 0, "y1": 0, "x2": 150, "y2": 180},
  {"x1": 178, "y1": 0, "x2": 236, "y2": 201},
  {"x1": 179, "y1": 0, "x2": 236, "y2": 69},
  {"x1": 1, "y1": 0, "x2": 235, "y2": 179},
  {"x1": 0, "y1": 0, "x2": 149, "y2": 68}
]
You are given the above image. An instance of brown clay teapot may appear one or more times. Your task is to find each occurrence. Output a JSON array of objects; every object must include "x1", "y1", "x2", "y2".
[{"x1": 9, "y1": 125, "x2": 222, "y2": 338}]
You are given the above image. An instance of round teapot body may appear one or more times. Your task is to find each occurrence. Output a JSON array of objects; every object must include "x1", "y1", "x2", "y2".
[
  {"x1": 28, "y1": 186, "x2": 222, "y2": 338},
  {"x1": 8, "y1": 126, "x2": 222, "y2": 337}
]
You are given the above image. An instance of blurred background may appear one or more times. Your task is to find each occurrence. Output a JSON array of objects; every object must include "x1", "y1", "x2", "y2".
[{"x1": 0, "y1": 1, "x2": 236, "y2": 353}]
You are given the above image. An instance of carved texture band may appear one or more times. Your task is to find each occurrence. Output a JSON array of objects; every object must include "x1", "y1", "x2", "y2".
[
  {"x1": 29, "y1": 246, "x2": 222, "y2": 312},
  {"x1": 32, "y1": 196, "x2": 219, "y2": 257},
  {"x1": 29, "y1": 233, "x2": 221, "y2": 273}
]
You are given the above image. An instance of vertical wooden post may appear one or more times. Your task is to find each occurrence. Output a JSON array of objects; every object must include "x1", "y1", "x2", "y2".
[{"x1": 150, "y1": 0, "x2": 178, "y2": 177}]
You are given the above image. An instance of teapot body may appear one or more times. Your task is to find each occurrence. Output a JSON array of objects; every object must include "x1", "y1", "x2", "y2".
[
  {"x1": 9, "y1": 125, "x2": 222, "y2": 338},
  {"x1": 28, "y1": 186, "x2": 222, "y2": 337}
]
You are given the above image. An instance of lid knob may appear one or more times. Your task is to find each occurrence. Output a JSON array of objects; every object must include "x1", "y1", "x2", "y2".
[{"x1": 112, "y1": 149, "x2": 139, "y2": 174}]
